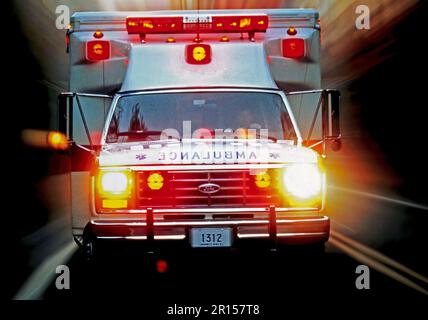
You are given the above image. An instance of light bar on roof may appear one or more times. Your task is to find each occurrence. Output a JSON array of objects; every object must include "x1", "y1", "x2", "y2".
[{"x1": 126, "y1": 14, "x2": 269, "y2": 35}]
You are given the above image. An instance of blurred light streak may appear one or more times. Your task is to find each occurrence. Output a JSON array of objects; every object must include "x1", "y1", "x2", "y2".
[
  {"x1": 332, "y1": 231, "x2": 428, "y2": 285},
  {"x1": 21, "y1": 129, "x2": 51, "y2": 149},
  {"x1": 329, "y1": 185, "x2": 428, "y2": 211},
  {"x1": 330, "y1": 234, "x2": 428, "y2": 296},
  {"x1": 21, "y1": 216, "x2": 71, "y2": 269},
  {"x1": 286, "y1": 0, "x2": 420, "y2": 86},
  {"x1": 21, "y1": 129, "x2": 68, "y2": 150},
  {"x1": 13, "y1": 240, "x2": 77, "y2": 300},
  {"x1": 330, "y1": 219, "x2": 357, "y2": 236},
  {"x1": 97, "y1": 0, "x2": 117, "y2": 11}
]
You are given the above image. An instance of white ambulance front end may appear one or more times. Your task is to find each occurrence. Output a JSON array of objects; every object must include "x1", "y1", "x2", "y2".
[
  {"x1": 63, "y1": 10, "x2": 336, "y2": 254},
  {"x1": 90, "y1": 91, "x2": 329, "y2": 249}
]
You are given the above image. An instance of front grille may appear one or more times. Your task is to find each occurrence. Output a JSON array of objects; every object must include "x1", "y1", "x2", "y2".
[{"x1": 137, "y1": 169, "x2": 282, "y2": 209}]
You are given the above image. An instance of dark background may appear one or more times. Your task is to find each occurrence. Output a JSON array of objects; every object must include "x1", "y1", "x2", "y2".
[
  {"x1": 2, "y1": 0, "x2": 427, "y2": 311},
  {"x1": 3, "y1": 0, "x2": 50, "y2": 299},
  {"x1": 352, "y1": 1, "x2": 428, "y2": 204}
]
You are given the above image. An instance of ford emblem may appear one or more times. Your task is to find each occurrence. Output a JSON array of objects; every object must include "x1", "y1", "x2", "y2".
[{"x1": 198, "y1": 183, "x2": 221, "y2": 194}]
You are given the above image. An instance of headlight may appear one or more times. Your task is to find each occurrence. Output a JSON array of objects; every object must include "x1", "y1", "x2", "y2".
[
  {"x1": 97, "y1": 170, "x2": 133, "y2": 196},
  {"x1": 96, "y1": 170, "x2": 133, "y2": 210},
  {"x1": 283, "y1": 163, "x2": 323, "y2": 200}
]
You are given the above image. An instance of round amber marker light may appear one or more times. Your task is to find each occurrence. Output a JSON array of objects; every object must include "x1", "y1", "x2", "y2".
[
  {"x1": 147, "y1": 173, "x2": 164, "y2": 190},
  {"x1": 47, "y1": 131, "x2": 69, "y2": 150},
  {"x1": 287, "y1": 27, "x2": 297, "y2": 36},
  {"x1": 94, "y1": 31, "x2": 104, "y2": 39},
  {"x1": 255, "y1": 172, "x2": 271, "y2": 188},
  {"x1": 193, "y1": 46, "x2": 206, "y2": 61}
]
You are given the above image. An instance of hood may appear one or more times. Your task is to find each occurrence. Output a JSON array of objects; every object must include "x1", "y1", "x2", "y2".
[{"x1": 98, "y1": 140, "x2": 318, "y2": 167}]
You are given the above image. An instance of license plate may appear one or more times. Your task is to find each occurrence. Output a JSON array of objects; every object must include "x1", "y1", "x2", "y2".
[{"x1": 190, "y1": 228, "x2": 232, "y2": 248}]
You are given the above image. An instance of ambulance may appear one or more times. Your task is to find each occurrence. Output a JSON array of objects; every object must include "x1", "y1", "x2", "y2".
[{"x1": 58, "y1": 9, "x2": 341, "y2": 258}]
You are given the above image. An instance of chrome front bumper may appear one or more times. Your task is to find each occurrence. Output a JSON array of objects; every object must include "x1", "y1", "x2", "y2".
[{"x1": 88, "y1": 207, "x2": 330, "y2": 246}]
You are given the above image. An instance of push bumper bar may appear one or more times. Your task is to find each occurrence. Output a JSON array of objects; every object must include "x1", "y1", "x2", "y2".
[{"x1": 88, "y1": 206, "x2": 330, "y2": 247}]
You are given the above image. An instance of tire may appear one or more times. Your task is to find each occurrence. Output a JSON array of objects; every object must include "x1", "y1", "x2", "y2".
[
  {"x1": 83, "y1": 240, "x2": 96, "y2": 261},
  {"x1": 82, "y1": 227, "x2": 98, "y2": 263}
]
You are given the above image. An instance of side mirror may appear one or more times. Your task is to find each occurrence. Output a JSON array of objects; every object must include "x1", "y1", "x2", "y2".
[
  {"x1": 57, "y1": 92, "x2": 113, "y2": 150},
  {"x1": 285, "y1": 89, "x2": 341, "y2": 156},
  {"x1": 322, "y1": 89, "x2": 341, "y2": 152}
]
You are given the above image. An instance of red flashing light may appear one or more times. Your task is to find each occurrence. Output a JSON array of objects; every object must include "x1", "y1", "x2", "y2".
[
  {"x1": 211, "y1": 15, "x2": 268, "y2": 32},
  {"x1": 156, "y1": 260, "x2": 168, "y2": 273},
  {"x1": 126, "y1": 15, "x2": 268, "y2": 35},
  {"x1": 86, "y1": 40, "x2": 111, "y2": 61},
  {"x1": 127, "y1": 17, "x2": 182, "y2": 34},
  {"x1": 65, "y1": 25, "x2": 72, "y2": 53},
  {"x1": 186, "y1": 44, "x2": 211, "y2": 65},
  {"x1": 282, "y1": 38, "x2": 305, "y2": 59}
]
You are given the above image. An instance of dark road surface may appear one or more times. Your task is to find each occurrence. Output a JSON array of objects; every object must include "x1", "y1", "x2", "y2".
[
  {"x1": 39, "y1": 186, "x2": 428, "y2": 313},
  {"x1": 41, "y1": 240, "x2": 426, "y2": 313}
]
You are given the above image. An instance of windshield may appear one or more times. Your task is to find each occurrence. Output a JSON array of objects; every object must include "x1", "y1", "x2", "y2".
[{"x1": 106, "y1": 91, "x2": 296, "y2": 143}]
